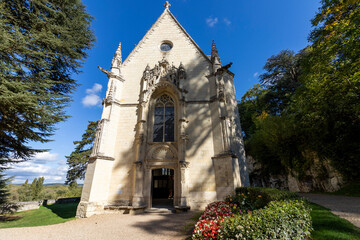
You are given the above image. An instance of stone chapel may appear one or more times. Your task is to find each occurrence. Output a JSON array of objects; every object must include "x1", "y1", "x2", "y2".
[{"x1": 77, "y1": 2, "x2": 249, "y2": 218}]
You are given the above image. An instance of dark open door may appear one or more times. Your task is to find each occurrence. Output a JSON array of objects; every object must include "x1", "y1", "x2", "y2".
[{"x1": 152, "y1": 168, "x2": 174, "y2": 200}]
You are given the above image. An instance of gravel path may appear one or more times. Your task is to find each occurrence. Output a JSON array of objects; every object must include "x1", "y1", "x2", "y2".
[
  {"x1": 300, "y1": 193, "x2": 360, "y2": 228},
  {"x1": 0, "y1": 211, "x2": 195, "y2": 240},
  {"x1": 6, "y1": 194, "x2": 358, "y2": 239}
]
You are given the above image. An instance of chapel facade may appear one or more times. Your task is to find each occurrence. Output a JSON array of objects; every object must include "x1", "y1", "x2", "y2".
[{"x1": 77, "y1": 2, "x2": 249, "y2": 218}]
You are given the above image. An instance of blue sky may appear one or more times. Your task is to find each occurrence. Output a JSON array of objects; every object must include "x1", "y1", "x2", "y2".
[{"x1": 6, "y1": 0, "x2": 320, "y2": 184}]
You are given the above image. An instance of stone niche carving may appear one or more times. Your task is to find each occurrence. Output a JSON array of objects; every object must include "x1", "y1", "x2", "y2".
[{"x1": 146, "y1": 144, "x2": 177, "y2": 162}]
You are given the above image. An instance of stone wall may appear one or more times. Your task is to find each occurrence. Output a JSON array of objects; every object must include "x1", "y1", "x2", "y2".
[
  {"x1": 4, "y1": 197, "x2": 80, "y2": 213},
  {"x1": 14, "y1": 201, "x2": 41, "y2": 212},
  {"x1": 247, "y1": 155, "x2": 344, "y2": 192}
]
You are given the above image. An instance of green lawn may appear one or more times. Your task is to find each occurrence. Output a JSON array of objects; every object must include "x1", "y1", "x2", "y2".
[
  {"x1": 310, "y1": 203, "x2": 360, "y2": 240},
  {"x1": 0, "y1": 203, "x2": 78, "y2": 228},
  {"x1": 310, "y1": 181, "x2": 360, "y2": 197},
  {"x1": 332, "y1": 182, "x2": 360, "y2": 197}
]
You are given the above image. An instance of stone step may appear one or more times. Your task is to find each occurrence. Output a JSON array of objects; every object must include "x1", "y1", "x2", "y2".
[{"x1": 145, "y1": 208, "x2": 175, "y2": 214}]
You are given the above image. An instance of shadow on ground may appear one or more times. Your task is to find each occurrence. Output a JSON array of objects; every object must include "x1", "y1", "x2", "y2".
[
  {"x1": 0, "y1": 215, "x2": 22, "y2": 222},
  {"x1": 131, "y1": 211, "x2": 197, "y2": 238},
  {"x1": 44, "y1": 203, "x2": 78, "y2": 219}
]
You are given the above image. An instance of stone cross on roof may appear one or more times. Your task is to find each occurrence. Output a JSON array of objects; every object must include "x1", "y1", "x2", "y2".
[{"x1": 164, "y1": 1, "x2": 171, "y2": 9}]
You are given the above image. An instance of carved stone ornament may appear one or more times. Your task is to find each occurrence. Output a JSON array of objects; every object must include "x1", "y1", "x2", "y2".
[
  {"x1": 91, "y1": 119, "x2": 107, "y2": 156},
  {"x1": 98, "y1": 66, "x2": 124, "y2": 82},
  {"x1": 179, "y1": 118, "x2": 188, "y2": 135},
  {"x1": 103, "y1": 80, "x2": 116, "y2": 105},
  {"x1": 217, "y1": 76, "x2": 225, "y2": 100},
  {"x1": 146, "y1": 144, "x2": 178, "y2": 162},
  {"x1": 164, "y1": 1, "x2": 171, "y2": 9},
  {"x1": 179, "y1": 160, "x2": 190, "y2": 168},
  {"x1": 136, "y1": 134, "x2": 144, "y2": 144},
  {"x1": 180, "y1": 134, "x2": 189, "y2": 142},
  {"x1": 152, "y1": 147, "x2": 175, "y2": 160},
  {"x1": 141, "y1": 59, "x2": 186, "y2": 93},
  {"x1": 134, "y1": 161, "x2": 143, "y2": 168}
]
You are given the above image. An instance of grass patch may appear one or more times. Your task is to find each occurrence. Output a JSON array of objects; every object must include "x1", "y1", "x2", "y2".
[
  {"x1": 0, "y1": 203, "x2": 78, "y2": 228},
  {"x1": 310, "y1": 202, "x2": 360, "y2": 240},
  {"x1": 310, "y1": 181, "x2": 360, "y2": 197},
  {"x1": 332, "y1": 181, "x2": 360, "y2": 197}
]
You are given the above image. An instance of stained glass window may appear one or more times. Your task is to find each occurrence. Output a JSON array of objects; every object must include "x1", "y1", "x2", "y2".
[{"x1": 153, "y1": 95, "x2": 174, "y2": 142}]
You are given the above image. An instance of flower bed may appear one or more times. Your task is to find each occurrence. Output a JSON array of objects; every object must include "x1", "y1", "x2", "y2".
[
  {"x1": 192, "y1": 187, "x2": 312, "y2": 240},
  {"x1": 192, "y1": 201, "x2": 232, "y2": 239},
  {"x1": 200, "y1": 201, "x2": 233, "y2": 220},
  {"x1": 192, "y1": 218, "x2": 222, "y2": 240}
]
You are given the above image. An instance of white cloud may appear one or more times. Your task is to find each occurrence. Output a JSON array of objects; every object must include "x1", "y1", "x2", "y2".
[
  {"x1": 5, "y1": 151, "x2": 68, "y2": 184},
  {"x1": 82, "y1": 94, "x2": 102, "y2": 107},
  {"x1": 223, "y1": 18, "x2": 231, "y2": 26},
  {"x1": 33, "y1": 152, "x2": 58, "y2": 163},
  {"x1": 206, "y1": 17, "x2": 218, "y2": 27},
  {"x1": 7, "y1": 162, "x2": 51, "y2": 174},
  {"x1": 86, "y1": 83, "x2": 102, "y2": 94},
  {"x1": 82, "y1": 83, "x2": 103, "y2": 107},
  {"x1": 253, "y1": 72, "x2": 259, "y2": 78}
]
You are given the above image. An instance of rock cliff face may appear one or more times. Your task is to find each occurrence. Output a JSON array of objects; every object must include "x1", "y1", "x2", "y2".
[{"x1": 247, "y1": 155, "x2": 344, "y2": 192}]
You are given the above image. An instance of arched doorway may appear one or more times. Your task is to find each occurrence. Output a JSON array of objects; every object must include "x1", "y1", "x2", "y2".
[{"x1": 151, "y1": 168, "x2": 174, "y2": 207}]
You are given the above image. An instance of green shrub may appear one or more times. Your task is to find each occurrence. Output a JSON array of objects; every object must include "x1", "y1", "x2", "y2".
[
  {"x1": 225, "y1": 187, "x2": 299, "y2": 212},
  {"x1": 225, "y1": 190, "x2": 269, "y2": 212},
  {"x1": 235, "y1": 187, "x2": 299, "y2": 201},
  {"x1": 219, "y1": 200, "x2": 312, "y2": 240}
]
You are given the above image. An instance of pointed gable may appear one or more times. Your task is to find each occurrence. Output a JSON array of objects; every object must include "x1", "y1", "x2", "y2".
[
  {"x1": 120, "y1": 5, "x2": 213, "y2": 103},
  {"x1": 122, "y1": 8, "x2": 211, "y2": 66}
]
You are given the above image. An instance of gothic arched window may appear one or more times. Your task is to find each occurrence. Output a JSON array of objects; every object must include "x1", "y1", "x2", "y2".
[{"x1": 153, "y1": 94, "x2": 174, "y2": 142}]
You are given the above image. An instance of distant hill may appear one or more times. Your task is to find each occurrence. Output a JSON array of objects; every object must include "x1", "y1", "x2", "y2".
[
  {"x1": 10, "y1": 183, "x2": 83, "y2": 186},
  {"x1": 44, "y1": 183, "x2": 84, "y2": 186}
]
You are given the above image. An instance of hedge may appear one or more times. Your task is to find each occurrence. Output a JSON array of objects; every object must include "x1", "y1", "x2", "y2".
[
  {"x1": 219, "y1": 200, "x2": 312, "y2": 239},
  {"x1": 192, "y1": 187, "x2": 312, "y2": 240},
  {"x1": 235, "y1": 187, "x2": 299, "y2": 201},
  {"x1": 225, "y1": 187, "x2": 300, "y2": 212}
]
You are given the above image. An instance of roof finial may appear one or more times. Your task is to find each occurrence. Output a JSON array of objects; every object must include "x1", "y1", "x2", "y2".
[
  {"x1": 211, "y1": 40, "x2": 220, "y2": 61},
  {"x1": 164, "y1": 1, "x2": 171, "y2": 9},
  {"x1": 211, "y1": 40, "x2": 222, "y2": 72},
  {"x1": 111, "y1": 42, "x2": 122, "y2": 69}
]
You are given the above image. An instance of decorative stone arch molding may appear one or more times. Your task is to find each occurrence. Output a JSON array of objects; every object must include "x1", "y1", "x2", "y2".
[
  {"x1": 146, "y1": 143, "x2": 178, "y2": 162},
  {"x1": 136, "y1": 59, "x2": 189, "y2": 149},
  {"x1": 146, "y1": 81, "x2": 183, "y2": 105}
]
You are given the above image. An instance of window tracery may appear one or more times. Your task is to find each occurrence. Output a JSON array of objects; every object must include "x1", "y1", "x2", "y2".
[{"x1": 153, "y1": 94, "x2": 175, "y2": 142}]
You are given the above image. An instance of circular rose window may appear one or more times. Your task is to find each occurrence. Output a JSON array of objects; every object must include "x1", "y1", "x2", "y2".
[{"x1": 160, "y1": 42, "x2": 173, "y2": 52}]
